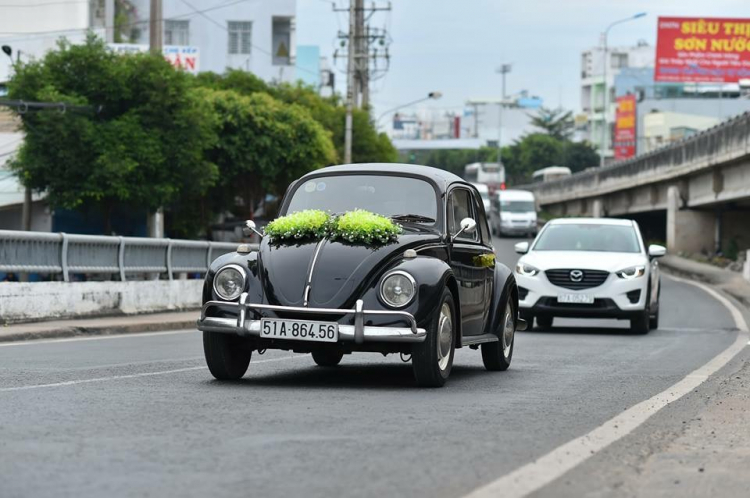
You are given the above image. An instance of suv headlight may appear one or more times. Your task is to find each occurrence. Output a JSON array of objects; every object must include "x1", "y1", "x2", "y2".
[
  {"x1": 213, "y1": 264, "x2": 246, "y2": 300},
  {"x1": 616, "y1": 266, "x2": 646, "y2": 279},
  {"x1": 380, "y1": 271, "x2": 416, "y2": 308},
  {"x1": 515, "y1": 263, "x2": 540, "y2": 277}
]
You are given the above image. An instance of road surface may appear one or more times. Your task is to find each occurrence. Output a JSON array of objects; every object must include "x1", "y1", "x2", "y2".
[{"x1": 0, "y1": 236, "x2": 744, "y2": 498}]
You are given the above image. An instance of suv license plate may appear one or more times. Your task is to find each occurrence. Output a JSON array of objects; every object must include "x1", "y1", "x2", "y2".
[
  {"x1": 557, "y1": 294, "x2": 595, "y2": 304},
  {"x1": 260, "y1": 319, "x2": 339, "y2": 343}
]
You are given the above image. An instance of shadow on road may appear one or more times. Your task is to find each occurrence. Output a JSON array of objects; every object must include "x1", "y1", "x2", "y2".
[
  {"x1": 523, "y1": 325, "x2": 642, "y2": 337},
  {"x1": 201, "y1": 361, "x2": 517, "y2": 390}
]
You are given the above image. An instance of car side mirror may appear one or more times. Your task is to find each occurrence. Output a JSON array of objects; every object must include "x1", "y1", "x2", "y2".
[
  {"x1": 451, "y1": 217, "x2": 477, "y2": 242},
  {"x1": 648, "y1": 244, "x2": 666, "y2": 258},
  {"x1": 242, "y1": 219, "x2": 263, "y2": 238},
  {"x1": 514, "y1": 242, "x2": 529, "y2": 254}
]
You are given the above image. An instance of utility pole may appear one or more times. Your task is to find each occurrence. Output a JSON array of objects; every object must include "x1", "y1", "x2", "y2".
[
  {"x1": 149, "y1": 0, "x2": 164, "y2": 237},
  {"x1": 344, "y1": 0, "x2": 356, "y2": 163},
  {"x1": 354, "y1": 0, "x2": 366, "y2": 109}
]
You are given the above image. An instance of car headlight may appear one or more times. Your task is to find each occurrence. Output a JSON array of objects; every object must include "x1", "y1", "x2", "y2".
[
  {"x1": 380, "y1": 271, "x2": 416, "y2": 308},
  {"x1": 213, "y1": 264, "x2": 246, "y2": 300},
  {"x1": 515, "y1": 263, "x2": 540, "y2": 277},
  {"x1": 616, "y1": 266, "x2": 646, "y2": 279}
]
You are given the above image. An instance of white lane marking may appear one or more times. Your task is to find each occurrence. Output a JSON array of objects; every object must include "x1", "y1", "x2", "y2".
[
  {"x1": 463, "y1": 275, "x2": 749, "y2": 498},
  {"x1": 0, "y1": 329, "x2": 197, "y2": 347},
  {"x1": 0, "y1": 355, "x2": 305, "y2": 393}
]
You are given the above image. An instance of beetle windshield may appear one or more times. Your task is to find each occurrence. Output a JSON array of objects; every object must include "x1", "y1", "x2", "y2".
[
  {"x1": 533, "y1": 224, "x2": 640, "y2": 253},
  {"x1": 286, "y1": 175, "x2": 438, "y2": 222}
]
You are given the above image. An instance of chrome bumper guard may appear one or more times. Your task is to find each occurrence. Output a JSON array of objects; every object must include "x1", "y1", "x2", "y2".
[{"x1": 197, "y1": 292, "x2": 426, "y2": 344}]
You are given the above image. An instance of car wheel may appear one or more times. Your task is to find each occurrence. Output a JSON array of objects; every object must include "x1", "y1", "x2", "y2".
[
  {"x1": 631, "y1": 309, "x2": 650, "y2": 334},
  {"x1": 649, "y1": 309, "x2": 659, "y2": 330},
  {"x1": 203, "y1": 332, "x2": 252, "y2": 380},
  {"x1": 481, "y1": 300, "x2": 515, "y2": 371},
  {"x1": 519, "y1": 311, "x2": 534, "y2": 330},
  {"x1": 536, "y1": 315, "x2": 553, "y2": 329},
  {"x1": 412, "y1": 288, "x2": 455, "y2": 387},
  {"x1": 312, "y1": 350, "x2": 344, "y2": 367}
]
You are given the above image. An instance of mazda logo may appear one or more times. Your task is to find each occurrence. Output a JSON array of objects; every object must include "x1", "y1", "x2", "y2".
[{"x1": 569, "y1": 270, "x2": 584, "y2": 282}]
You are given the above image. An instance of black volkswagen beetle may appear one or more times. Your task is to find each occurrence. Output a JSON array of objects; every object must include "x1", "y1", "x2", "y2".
[{"x1": 197, "y1": 164, "x2": 522, "y2": 387}]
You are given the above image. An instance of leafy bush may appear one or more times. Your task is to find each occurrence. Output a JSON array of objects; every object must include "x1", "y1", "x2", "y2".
[
  {"x1": 264, "y1": 209, "x2": 402, "y2": 245},
  {"x1": 330, "y1": 210, "x2": 402, "y2": 245},
  {"x1": 264, "y1": 210, "x2": 331, "y2": 241}
]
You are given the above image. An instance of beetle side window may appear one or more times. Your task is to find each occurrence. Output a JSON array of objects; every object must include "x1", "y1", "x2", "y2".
[
  {"x1": 449, "y1": 189, "x2": 478, "y2": 242},
  {"x1": 474, "y1": 193, "x2": 491, "y2": 244}
]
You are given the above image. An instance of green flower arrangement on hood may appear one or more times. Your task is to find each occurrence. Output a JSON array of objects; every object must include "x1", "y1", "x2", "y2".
[{"x1": 264, "y1": 209, "x2": 402, "y2": 244}]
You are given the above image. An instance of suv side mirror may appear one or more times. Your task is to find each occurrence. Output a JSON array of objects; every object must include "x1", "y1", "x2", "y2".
[
  {"x1": 242, "y1": 219, "x2": 263, "y2": 238},
  {"x1": 514, "y1": 242, "x2": 529, "y2": 254},
  {"x1": 648, "y1": 244, "x2": 666, "y2": 258},
  {"x1": 451, "y1": 217, "x2": 477, "y2": 242}
]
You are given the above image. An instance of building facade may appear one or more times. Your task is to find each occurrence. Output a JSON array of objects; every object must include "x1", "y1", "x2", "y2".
[{"x1": 579, "y1": 41, "x2": 653, "y2": 162}]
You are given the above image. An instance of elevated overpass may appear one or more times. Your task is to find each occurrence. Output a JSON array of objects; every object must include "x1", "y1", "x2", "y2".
[{"x1": 526, "y1": 112, "x2": 750, "y2": 255}]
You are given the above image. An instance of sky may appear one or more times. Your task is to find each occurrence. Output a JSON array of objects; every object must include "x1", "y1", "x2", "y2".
[{"x1": 297, "y1": 0, "x2": 748, "y2": 119}]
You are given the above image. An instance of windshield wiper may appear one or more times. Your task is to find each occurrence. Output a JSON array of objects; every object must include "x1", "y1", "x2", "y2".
[{"x1": 391, "y1": 214, "x2": 436, "y2": 223}]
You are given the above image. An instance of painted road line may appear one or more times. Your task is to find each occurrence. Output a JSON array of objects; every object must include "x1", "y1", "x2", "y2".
[
  {"x1": 0, "y1": 355, "x2": 306, "y2": 393},
  {"x1": 0, "y1": 329, "x2": 198, "y2": 347},
  {"x1": 463, "y1": 275, "x2": 749, "y2": 498}
]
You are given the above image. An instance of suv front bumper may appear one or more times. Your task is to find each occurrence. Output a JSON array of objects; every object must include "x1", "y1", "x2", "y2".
[{"x1": 197, "y1": 292, "x2": 427, "y2": 344}]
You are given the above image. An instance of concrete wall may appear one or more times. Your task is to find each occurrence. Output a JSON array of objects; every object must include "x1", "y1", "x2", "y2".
[{"x1": 0, "y1": 280, "x2": 204, "y2": 324}]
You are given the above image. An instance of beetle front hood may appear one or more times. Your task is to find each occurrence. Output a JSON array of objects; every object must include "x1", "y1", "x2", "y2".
[{"x1": 258, "y1": 226, "x2": 442, "y2": 309}]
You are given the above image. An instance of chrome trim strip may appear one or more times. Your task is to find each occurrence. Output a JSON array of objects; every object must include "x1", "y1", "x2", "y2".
[
  {"x1": 303, "y1": 238, "x2": 327, "y2": 307},
  {"x1": 197, "y1": 316, "x2": 427, "y2": 343},
  {"x1": 200, "y1": 293, "x2": 419, "y2": 334}
]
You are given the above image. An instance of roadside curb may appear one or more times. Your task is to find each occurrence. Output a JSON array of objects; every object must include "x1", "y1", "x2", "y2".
[
  {"x1": 659, "y1": 255, "x2": 750, "y2": 310},
  {"x1": 0, "y1": 314, "x2": 198, "y2": 343}
]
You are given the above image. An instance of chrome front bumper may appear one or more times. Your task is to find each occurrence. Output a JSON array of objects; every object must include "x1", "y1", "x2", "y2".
[{"x1": 197, "y1": 292, "x2": 427, "y2": 344}]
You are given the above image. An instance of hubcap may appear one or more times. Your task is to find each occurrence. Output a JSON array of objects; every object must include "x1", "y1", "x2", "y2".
[
  {"x1": 502, "y1": 303, "x2": 515, "y2": 357},
  {"x1": 437, "y1": 303, "x2": 453, "y2": 370}
]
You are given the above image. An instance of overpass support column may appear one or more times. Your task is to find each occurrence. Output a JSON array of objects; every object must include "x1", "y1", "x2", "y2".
[
  {"x1": 592, "y1": 198, "x2": 604, "y2": 218},
  {"x1": 667, "y1": 186, "x2": 716, "y2": 254}
]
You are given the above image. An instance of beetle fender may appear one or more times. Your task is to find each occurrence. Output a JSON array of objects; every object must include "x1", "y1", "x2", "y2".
[{"x1": 484, "y1": 264, "x2": 518, "y2": 336}]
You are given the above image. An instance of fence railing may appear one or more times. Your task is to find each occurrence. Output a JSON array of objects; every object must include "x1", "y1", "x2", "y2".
[{"x1": 0, "y1": 230, "x2": 248, "y2": 282}]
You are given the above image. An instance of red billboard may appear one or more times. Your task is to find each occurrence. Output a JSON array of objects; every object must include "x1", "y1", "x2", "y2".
[
  {"x1": 614, "y1": 95, "x2": 636, "y2": 160},
  {"x1": 655, "y1": 17, "x2": 750, "y2": 83}
]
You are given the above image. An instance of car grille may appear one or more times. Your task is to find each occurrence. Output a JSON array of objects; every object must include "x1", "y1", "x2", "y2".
[{"x1": 545, "y1": 269, "x2": 609, "y2": 290}]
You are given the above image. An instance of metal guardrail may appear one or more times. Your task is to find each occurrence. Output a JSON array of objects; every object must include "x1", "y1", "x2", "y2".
[{"x1": 0, "y1": 230, "x2": 249, "y2": 281}]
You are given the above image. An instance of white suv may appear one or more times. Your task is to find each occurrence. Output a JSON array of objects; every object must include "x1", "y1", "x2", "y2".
[{"x1": 514, "y1": 218, "x2": 666, "y2": 334}]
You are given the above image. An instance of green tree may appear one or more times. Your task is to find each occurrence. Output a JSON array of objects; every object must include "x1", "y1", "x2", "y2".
[
  {"x1": 529, "y1": 107, "x2": 574, "y2": 140},
  {"x1": 8, "y1": 36, "x2": 217, "y2": 233},
  {"x1": 562, "y1": 140, "x2": 600, "y2": 173},
  {"x1": 194, "y1": 70, "x2": 397, "y2": 164},
  {"x1": 169, "y1": 88, "x2": 336, "y2": 236},
  {"x1": 505, "y1": 133, "x2": 564, "y2": 185}
]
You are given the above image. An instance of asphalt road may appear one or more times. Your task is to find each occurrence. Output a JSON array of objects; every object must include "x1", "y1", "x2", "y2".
[{"x1": 0, "y1": 236, "x2": 741, "y2": 498}]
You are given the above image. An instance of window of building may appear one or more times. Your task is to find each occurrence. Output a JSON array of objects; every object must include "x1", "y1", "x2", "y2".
[
  {"x1": 228, "y1": 21, "x2": 252, "y2": 55},
  {"x1": 272, "y1": 17, "x2": 292, "y2": 65},
  {"x1": 611, "y1": 53, "x2": 628, "y2": 69},
  {"x1": 165, "y1": 20, "x2": 190, "y2": 46}
]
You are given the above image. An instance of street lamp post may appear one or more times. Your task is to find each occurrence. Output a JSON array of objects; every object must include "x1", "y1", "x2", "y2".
[
  {"x1": 496, "y1": 64, "x2": 512, "y2": 168},
  {"x1": 375, "y1": 91, "x2": 443, "y2": 128},
  {"x1": 600, "y1": 12, "x2": 646, "y2": 167}
]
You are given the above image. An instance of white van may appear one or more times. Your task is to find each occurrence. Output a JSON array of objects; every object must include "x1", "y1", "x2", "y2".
[{"x1": 490, "y1": 189, "x2": 537, "y2": 237}]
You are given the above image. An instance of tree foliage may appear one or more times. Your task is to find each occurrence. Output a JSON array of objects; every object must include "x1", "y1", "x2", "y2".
[
  {"x1": 194, "y1": 70, "x2": 398, "y2": 164},
  {"x1": 8, "y1": 36, "x2": 217, "y2": 232},
  {"x1": 529, "y1": 107, "x2": 575, "y2": 140}
]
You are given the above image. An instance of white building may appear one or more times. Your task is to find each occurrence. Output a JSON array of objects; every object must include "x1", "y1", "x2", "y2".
[
  {"x1": 128, "y1": 0, "x2": 297, "y2": 83},
  {"x1": 641, "y1": 111, "x2": 719, "y2": 153},
  {"x1": 579, "y1": 40, "x2": 653, "y2": 163}
]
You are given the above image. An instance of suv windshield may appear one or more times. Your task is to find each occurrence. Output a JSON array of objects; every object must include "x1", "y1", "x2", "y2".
[
  {"x1": 534, "y1": 223, "x2": 640, "y2": 253},
  {"x1": 500, "y1": 200, "x2": 535, "y2": 213},
  {"x1": 286, "y1": 175, "x2": 438, "y2": 222}
]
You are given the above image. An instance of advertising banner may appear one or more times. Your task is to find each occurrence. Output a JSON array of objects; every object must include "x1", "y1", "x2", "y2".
[
  {"x1": 655, "y1": 17, "x2": 750, "y2": 83},
  {"x1": 614, "y1": 95, "x2": 636, "y2": 160},
  {"x1": 108, "y1": 44, "x2": 200, "y2": 74}
]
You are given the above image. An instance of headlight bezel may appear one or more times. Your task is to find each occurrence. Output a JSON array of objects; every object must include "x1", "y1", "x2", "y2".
[
  {"x1": 515, "y1": 262, "x2": 540, "y2": 277},
  {"x1": 213, "y1": 264, "x2": 247, "y2": 301},
  {"x1": 615, "y1": 265, "x2": 646, "y2": 280},
  {"x1": 379, "y1": 270, "x2": 417, "y2": 308}
]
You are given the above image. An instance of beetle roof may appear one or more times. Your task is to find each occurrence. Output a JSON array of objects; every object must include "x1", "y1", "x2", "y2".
[{"x1": 300, "y1": 163, "x2": 466, "y2": 192}]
